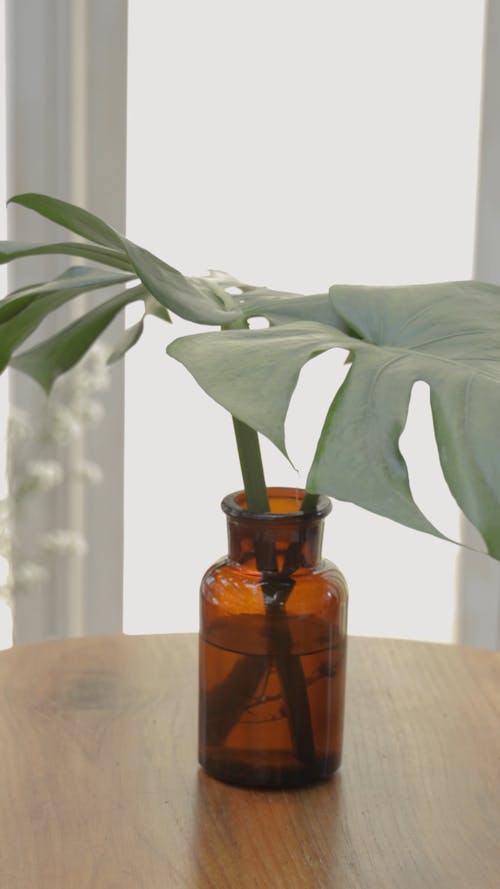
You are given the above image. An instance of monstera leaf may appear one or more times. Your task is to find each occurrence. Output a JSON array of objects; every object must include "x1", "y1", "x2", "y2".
[
  {"x1": 168, "y1": 281, "x2": 500, "y2": 560},
  {"x1": 3, "y1": 193, "x2": 500, "y2": 558},
  {"x1": 0, "y1": 266, "x2": 136, "y2": 373},
  {"x1": 0, "y1": 194, "x2": 244, "y2": 388},
  {"x1": 5, "y1": 194, "x2": 242, "y2": 326},
  {"x1": 11, "y1": 284, "x2": 148, "y2": 391}
]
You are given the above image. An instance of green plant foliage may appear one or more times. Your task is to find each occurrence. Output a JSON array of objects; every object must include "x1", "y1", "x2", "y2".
[
  {"x1": 105, "y1": 294, "x2": 172, "y2": 365},
  {"x1": 0, "y1": 268, "x2": 136, "y2": 373},
  {"x1": 11, "y1": 284, "x2": 147, "y2": 392},
  {"x1": 143, "y1": 294, "x2": 172, "y2": 323},
  {"x1": 107, "y1": 317, "x2": 145, "y2": 365},
  {"x1": 0, "y1": 266, "x2": 135, "y2": 323},
  {"x1": 239, "y1": 288, "x2": 351, "y2": 331},
  {"x1": 8, "y1": 194, "x2": 241, "y2": 325},
  {"x1": 0, "y1": 240, "x2": 133, "y2": 270},
  {"x1": 2, "y1": 194, "x2": 500, "y2": 560},
  {"x1": 8, "y1": 193, "x2": 129, "y2": 250},
  {"x1": 168, "y1": 281, "x2": 500, "y2": 559}
]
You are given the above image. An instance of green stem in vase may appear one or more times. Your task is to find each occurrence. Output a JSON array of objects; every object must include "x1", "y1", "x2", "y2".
[
  {"x1": 301, "y1": 491, "x2": 320, "y2": 514},
  {"x1": 204, "y1": 418, "x2": 316, "y2": 766},
  {"x1": 232, "y1": 418, "x2": 270, "y2": 514}
]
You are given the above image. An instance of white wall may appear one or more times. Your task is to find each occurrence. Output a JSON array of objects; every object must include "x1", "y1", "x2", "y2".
[{"x1": 124, "y1": 0, "x2": 485, "y2": 640}]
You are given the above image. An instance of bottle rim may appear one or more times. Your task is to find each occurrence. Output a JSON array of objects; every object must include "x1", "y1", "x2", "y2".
[{"x1": 221, "y1": 487, "x2": 332, "y2": 520}]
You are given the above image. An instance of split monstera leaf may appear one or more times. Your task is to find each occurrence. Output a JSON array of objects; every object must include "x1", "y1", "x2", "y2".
[{"x1": 2, "y1": 194, "x2": 500, "y2": 559}]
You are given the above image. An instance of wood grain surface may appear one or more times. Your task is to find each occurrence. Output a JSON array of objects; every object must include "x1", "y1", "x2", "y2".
[{"x1": 0, "y1": 633, "x2": 498, "y2": 888}]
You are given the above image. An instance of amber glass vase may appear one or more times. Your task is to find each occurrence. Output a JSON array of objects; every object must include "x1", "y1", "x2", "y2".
[{"x1": 199, "y1": 488, "x2": 348, "y2": 788}]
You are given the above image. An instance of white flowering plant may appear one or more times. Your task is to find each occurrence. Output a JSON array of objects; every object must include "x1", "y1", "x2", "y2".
[
  {"x1": 1, "y1": 193, "x2": 500, "y2": 562},
  {"x1": 0, "y1": 343, "x2": 108, "y2": 604}
]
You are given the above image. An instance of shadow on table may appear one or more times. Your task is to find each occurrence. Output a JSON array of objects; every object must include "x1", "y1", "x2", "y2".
[{"x1": 186, "y1": 768, "x2": 348, "y2": 888}]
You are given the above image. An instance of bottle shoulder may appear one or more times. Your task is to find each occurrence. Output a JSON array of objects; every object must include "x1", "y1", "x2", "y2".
[
  {"x1": 202, "y1": 555, "x2": 346, "y2": 580},
  {"x1": 318, "y1": 559, "x2": 349, "y2": 596},
  {"x1": 201, "y1": 556, "x2": 348, "y2": 611}
]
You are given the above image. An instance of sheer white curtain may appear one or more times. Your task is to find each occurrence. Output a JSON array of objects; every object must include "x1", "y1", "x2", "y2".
[{"x1": 124, "y1": 0, "x2": 486, "y2": 642}]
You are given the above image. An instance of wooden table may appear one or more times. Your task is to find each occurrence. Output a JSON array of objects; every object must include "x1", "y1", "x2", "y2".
[{"x1": 0, "y1": 634, "x2": 498, "y2": 888}]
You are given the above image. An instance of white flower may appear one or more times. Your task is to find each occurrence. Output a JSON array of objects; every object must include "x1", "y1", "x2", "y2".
[
  {"x1": 74, "y1": 344, "x2": 111, "y2": 394},
  {"x1": 14, "y1": 561, "x2": 48, "y2": 589},
  {"x1": 7, "y1": 409, "x2": 32, "y2": 445},
  {"x1": 76, "y1": 399, "x2": 105, "y2": 426},
  {"x1": 39, "y1": 529, "x2": 88, "y2": 556},
  {"x1": 23, "y1": 460, "x2": 64, "y2": 493},
  {"x1": 45, "y1": 404, "x2": 83, "y2": 445},
  {"x1": 71, "y1": 460, "x2": 103, "y2": 485}
]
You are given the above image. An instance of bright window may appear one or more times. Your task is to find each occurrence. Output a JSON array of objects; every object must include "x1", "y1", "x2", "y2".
[{"x1": 124, "y1": 0, "x2": 485, "y2": 640}]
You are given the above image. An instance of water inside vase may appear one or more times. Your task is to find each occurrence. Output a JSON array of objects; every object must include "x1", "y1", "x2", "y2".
[{"x1": 199, "y1": 613, "x2": 346, "y2": 787}]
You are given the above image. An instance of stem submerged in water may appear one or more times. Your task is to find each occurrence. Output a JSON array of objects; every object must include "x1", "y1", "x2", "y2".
[{"x1": 220, "y1": 417, "x2": 317, "y2": 767}]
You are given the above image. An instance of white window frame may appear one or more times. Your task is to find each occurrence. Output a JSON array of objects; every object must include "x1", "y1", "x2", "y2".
[
  {"x1": 6, "y1": 0, "x2": 128, "y2": 642},
  {"x1": 457, "y1": 0, "x2": 500, "y2": 650}
]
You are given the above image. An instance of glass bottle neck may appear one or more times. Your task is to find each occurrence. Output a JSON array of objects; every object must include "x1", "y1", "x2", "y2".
[
  {"x1": 226, "y1": 514, "x2": 325, "y2": 573},
  {"x1": 222, "y1": 488, "x2": 331, "y2": 574}
]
